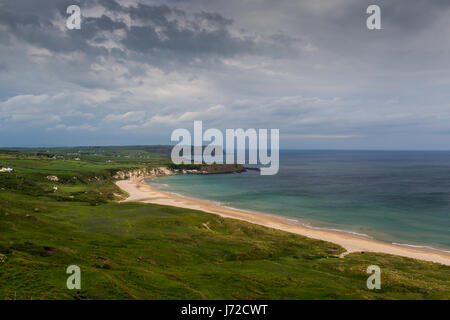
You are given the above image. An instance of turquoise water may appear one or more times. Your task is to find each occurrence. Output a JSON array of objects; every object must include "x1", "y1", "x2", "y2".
[{"x1": 145, "y1": 150, "x2": 450, "y2": 252}]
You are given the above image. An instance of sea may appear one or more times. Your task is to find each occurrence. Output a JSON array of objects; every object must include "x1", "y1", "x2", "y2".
[{"x1": 145, "y1": 150, "x2": 450, "y2": 253}]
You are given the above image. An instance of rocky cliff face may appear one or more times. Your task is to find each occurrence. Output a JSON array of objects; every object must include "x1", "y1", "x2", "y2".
[{"x1": 113, "y1": 167, "x2": 173, "y2": 180}]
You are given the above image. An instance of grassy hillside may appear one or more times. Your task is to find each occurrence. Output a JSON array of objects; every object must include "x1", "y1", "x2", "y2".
[{"x1": 0, "y1": 149, "x2": 449, "y2": 300}]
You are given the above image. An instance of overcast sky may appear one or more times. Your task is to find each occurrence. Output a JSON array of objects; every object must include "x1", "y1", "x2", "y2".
[{"x1": 1, "y1": 0, "x2": 450, "y2": 149}]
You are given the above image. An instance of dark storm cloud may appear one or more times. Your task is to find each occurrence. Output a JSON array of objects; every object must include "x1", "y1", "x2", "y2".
[
  {"x1": 83, "y1": 15, "x2": 127, "y2": 35},
  {"x1": 0, "y1": 1, "x2": 109, "y2": 56},
  {"x1": 97, "y1": 0, "x2": 124, "y2": 12},
  {"x1": 127, "y1": 3, "x2": 176, "y2": 23},
  {"x1": 103, "y1": 1, "x2": 256, "y2": 58},
  {"x1": 195, "y1": 12, "x2": 233, "y2": 27},
  {"x1": 0, "y1": 0, "x2": 261, "y2": 65},
  {"x1": 122, "y1": 25, "x2": 254, "y2": 57},
  {"x1": 379, "y1": 0, "x2": 450, "y2": 32}
]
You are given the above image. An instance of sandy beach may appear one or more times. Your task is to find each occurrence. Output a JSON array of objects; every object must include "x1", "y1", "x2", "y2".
[{"x1": 116, "y1": 178, "x2": 450, "y2": 266}]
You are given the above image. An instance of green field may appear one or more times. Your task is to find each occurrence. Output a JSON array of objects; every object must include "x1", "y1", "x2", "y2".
[{"x1": 0, "y1": 148, "x2": 449, "y2": 300}]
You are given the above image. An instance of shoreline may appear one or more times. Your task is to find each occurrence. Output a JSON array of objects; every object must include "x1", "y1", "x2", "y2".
[{"x1": 116, "y1": 178, "x2": 450, "y2": 266}]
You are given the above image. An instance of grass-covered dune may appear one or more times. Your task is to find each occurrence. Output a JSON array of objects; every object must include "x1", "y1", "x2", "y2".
[{"x1": 0, "y1": 149, "x2": 449, "y2": 300}]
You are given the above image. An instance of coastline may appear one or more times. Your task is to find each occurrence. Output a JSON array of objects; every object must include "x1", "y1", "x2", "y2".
[{"x1": 116, "y1": 178, "x2": 450, "y2": 266}]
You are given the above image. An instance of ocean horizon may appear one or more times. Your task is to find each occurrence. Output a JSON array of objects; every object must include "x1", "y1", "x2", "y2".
[{"x1": 146, "y1": 150, "x2": 450, "y2": 253}]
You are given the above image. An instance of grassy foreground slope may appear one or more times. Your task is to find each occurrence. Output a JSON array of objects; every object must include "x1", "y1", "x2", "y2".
[{"x1": 0, "y1": 150, "x2": 449, "y2": 300}]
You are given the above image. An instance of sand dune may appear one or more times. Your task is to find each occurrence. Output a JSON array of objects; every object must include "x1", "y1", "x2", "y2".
[{"x1": 116, "y1": 179, "x2": 450, "y2": 266}]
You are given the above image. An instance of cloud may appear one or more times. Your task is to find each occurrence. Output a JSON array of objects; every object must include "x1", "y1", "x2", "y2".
[
  {"x1": 281, "y1": 134, "x2": 360, "y2": 139},
  {"x1": 103, "y1": 111, "x2": 146, "y2": 123},
  {"x1": 1, "y1": 0, "x2": 450, "y2": 149},
  {"x1": 121, "y1": 104, "x2": 227, "y2": 129}
]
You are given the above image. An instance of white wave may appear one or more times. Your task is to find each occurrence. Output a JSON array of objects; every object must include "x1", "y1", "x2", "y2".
[
  {"x1": 167, "y1": 192, "x2": 186, "y2": 198},
  {"x1": 148, "y1": 183, "x2": 169, "y2": 187},
  {"x1": 392, "y1": 243, "x2": 450, "y2": 254},
  {"x1": 219, "y1": 205, "x2": 262, "y2": 214},
  {"x1": 301, "y1": 223, "x2": 373, "y2": 239}
]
